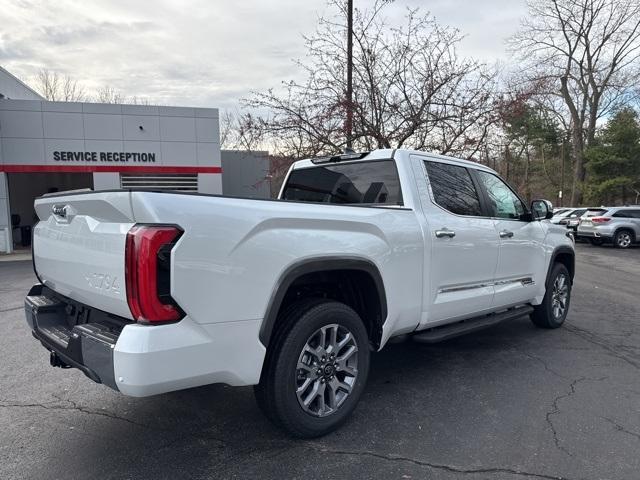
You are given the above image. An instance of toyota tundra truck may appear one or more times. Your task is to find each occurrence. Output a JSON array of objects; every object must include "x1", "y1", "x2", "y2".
[{"x1": 24, "y1": 149, "x2": 575, "y2": 437}]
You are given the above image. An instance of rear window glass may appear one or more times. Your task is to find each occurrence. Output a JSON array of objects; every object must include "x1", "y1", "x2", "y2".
[
  {"x1": 584, "y1": 209, "x2": 607, "y2": 217},
  {"x1": 282, "y1": 160, "x2": 402, "y2": 205}
]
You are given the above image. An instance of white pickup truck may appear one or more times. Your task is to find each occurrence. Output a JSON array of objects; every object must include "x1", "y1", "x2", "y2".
[{"x1": 24, "y1": 149, "x2": 574, "y2": 437}]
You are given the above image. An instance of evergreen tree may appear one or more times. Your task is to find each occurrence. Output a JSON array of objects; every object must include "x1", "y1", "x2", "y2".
[{"x1": 585, "y1": 108, "x2": 640, "y2": 205}]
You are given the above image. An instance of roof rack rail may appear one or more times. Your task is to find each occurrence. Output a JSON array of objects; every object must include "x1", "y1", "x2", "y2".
[{"x1": 310, "y1": 149, "x2": 370, "y2": 164}]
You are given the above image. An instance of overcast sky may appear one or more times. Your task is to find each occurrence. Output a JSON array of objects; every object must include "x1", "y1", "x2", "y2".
[{"x1": 0, "y1": 0, "x2": 528, "y2": 110}]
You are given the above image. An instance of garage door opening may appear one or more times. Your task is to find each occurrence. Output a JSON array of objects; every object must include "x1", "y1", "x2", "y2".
[{"x1": 7, "y1": 172, "x2": 93, "y2": 248}]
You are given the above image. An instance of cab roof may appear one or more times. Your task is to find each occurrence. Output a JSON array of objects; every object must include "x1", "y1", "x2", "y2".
[{"x1": 292, "y1": 148, "x2": 497, "y2": 174}]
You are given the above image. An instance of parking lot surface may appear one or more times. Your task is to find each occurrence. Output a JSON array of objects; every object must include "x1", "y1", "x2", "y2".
[{"x1": 1, "y1": 243, "x2": 639, "y2": 480}]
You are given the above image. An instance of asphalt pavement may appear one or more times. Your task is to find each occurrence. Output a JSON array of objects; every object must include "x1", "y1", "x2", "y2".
[{"x1": 1, "y1": 243, "x2": 639, "y2": 480}]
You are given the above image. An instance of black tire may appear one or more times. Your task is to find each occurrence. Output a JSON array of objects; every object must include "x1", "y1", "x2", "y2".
[
  {"x1": 254, "y1": 299, "x2": 370, "y2": 438},
  {"x1": 614, "y1": 229, "x2": 634, "y2": 249},
  {"x1": 589, "y1": 238, "x2": 604, "y2": 246},
  {"x1": 531, "y1": 263, "x2": 571, "y2": 329}
]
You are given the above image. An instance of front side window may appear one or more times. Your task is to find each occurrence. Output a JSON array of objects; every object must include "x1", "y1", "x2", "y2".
[
  {"x1": 476, "y1": 171, "x2": 525, "y2": 220},
  {"x1": 424, "y1": 161, "x2": 483, "y2": 216},
  {"x1": 282, "y1": 160, "x2": 402, "y2": 205}
]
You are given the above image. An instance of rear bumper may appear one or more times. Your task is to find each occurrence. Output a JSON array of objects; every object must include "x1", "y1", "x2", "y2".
[
  {"x1": 25, "y1": 285, "x2": 121, "y2": 390},
  {"x1": 576, "y1": 230, "x2": 613, "y2": 240},
  {"x1": 25, "y1": 284, "x2": 266, "y2": 396}
]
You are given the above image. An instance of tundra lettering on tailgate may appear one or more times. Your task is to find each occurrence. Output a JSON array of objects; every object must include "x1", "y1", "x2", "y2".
[{"x1": 85, "y1": 273, "x2": 121, "y2": 295}]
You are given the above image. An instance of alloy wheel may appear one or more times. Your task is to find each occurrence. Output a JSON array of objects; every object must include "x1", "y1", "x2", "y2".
[
  {"x1": 617, "y1": 232, "x2": 632, "y2": 248},
  {"x1": 295, "y1": 323, "x2": 359, "y2": 417},
  {"x1": 551, "y1": 274, "x2": 569, "y2": 320}
]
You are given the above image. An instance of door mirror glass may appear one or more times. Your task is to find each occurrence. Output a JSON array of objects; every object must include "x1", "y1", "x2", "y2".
[{"x1": 531, "y1": 199, "x2": 553, "y2": 220}]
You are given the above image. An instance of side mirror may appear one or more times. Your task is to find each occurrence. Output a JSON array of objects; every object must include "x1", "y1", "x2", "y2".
[{"x1": 531, "y1": 199, "x2": 553, "y2": 221}]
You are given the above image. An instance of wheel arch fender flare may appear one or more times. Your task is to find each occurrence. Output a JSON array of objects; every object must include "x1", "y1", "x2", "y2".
[
  {"x1": 259, "y1": 256, "x2": 388, "y2": 348},
  {"x1": 547, "y1": 245, "x2": 575, "y2": 286},
  {"x1": 613, "y1": 226, "x2": 635, "y2": 241}
]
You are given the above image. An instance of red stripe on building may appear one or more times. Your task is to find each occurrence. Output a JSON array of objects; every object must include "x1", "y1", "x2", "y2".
[{"x1": 0, "y1": 165, "x2": 222, "y2": 174}]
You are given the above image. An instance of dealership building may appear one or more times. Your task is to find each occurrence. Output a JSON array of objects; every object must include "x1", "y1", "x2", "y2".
[{"x1": 0, "y1": 66, "x2": 270, "y2": 253}]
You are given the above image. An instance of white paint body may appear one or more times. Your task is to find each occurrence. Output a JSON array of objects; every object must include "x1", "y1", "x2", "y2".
[{"x1": 32, "y1": 149, "x2": 573, "y2": 396}]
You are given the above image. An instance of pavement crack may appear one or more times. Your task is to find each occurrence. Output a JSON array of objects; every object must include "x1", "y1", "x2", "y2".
[
  {"x1": 545, "y1": 376, "x2": 587, "y2": 458},
  {"x1": 565, "y1": 324, "x2": 640, "y2": 370},
  {"x1": 522, "y1": 352, "x2": 570, "y2": 380},
  {"x1": 1, "y1": 393, "x2": 227, "y2": 447},
  {"x1": 303, "y1": 444, "x2": 569, "y2": 479},
  {"x1": 50, "y1": 393, "x2": 152, "y2": 429},
  {"x1": 0, "y1": 397, "x2": 150, "y2": 429},
  {"x1": 0, "y1": 306, "x2": 22, "y2": 313},
  {"x1": 601, "y1": 417, "x2": 640, "y2": 442}
]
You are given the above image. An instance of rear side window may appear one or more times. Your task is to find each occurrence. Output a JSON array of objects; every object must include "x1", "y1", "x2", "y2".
[
  {"x1": 424, "y1": 161, "x2": 482, "y2": 216},
  {"x1": 613, "y1": 209, "x2": 640, "y2": 218},
  {"x1": 282, "y1": 160, "x2": 402, "y2": 205}
]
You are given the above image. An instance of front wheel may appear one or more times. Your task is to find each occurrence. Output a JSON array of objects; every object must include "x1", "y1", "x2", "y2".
[
  {"x1": 531, "y1": 263, "x2": 571, "y2": 329},
  {"x1": 255, "y1": 299, "x2": 370, "y2": 438}
]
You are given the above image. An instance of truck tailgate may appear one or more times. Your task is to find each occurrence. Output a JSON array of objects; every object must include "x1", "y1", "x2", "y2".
[{"x1": 32, "y1": 191, "x2": 135, "y2": 320}]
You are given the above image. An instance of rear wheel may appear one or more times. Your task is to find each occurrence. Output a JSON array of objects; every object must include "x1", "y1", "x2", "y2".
[
  {"x1": 614, "y1": 229, "x2": 634, "y2": 249},
  {"x1": 589, "y1": 238, "x2": 605, "y2": 246},
  {"x1": 255, "y1": 299, "x2": 370, "y2": 438},
  {"x1": 531, "y1": 263, "x2": 571, "y2": 329}
]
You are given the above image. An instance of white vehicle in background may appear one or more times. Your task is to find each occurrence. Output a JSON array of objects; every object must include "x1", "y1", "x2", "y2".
[
  {"x1": 551, "y1": 208, "x2": 576, "y2": 223},
  {"x1": 551, "y1": 208, "x2": 585, "y2": 225},
  {"x1": 24, "y1": 149, "x2": 575, "y2": 437},
  {"x1": 552, "y1": 208, "x2": 572, "y2": 216}
]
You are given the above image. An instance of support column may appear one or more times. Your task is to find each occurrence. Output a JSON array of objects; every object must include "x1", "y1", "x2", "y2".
[{"x1": 0, "y1": 173, "x2": 12, "y2": 254}]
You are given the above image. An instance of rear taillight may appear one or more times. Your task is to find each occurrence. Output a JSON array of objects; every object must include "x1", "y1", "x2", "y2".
[
  {"x1": 125, "y1": 225, "x2": 183, "y2": 323},
  {"x1": 591, "y1": 217, "x2": 611, "y2": 223}
]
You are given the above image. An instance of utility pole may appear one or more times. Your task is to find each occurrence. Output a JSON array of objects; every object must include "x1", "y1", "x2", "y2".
[
  {"x1": 346, "y1": 0, "x2": 353, "y2": 150},
  {"x1": 560, "y1": 140, "x2": 565, "y2": 207}
]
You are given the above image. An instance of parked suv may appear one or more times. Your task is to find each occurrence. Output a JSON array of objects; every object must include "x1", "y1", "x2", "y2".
[
  {"x1": 565, "y1": 208, "x2": 606, "y2": 234},
  {"x1": 577, "y1": 206, "x2": 640, "y2": 248}
]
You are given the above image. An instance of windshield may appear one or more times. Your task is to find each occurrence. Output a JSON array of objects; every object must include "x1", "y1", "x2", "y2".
[
  {"x1": 282, "y1": 160, "x2": 403, "y2": 205},
  {"x1": 553, "y1": 209, "x2": 571, "y2": 216}
]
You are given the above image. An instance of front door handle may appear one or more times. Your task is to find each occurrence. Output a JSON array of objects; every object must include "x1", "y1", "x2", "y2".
[
  {"x1": 499, "y1": 230, "x2": 514, "y2": 238},
  {"x1": 435, "y1": 228, "x2": 456, "y2": 238}
]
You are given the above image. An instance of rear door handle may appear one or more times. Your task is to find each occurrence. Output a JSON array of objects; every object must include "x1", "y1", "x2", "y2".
[
  {"x1": 499, "y1": 230, "x2": 514, "y2": 238},
  {"x1": 435, "y1": 228, "x2": 456, "y2": 238}
]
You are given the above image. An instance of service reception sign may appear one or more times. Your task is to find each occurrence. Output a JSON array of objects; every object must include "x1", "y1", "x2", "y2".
[{"x1": 53, "y1": 151, "x2": 157, "y2": 163}]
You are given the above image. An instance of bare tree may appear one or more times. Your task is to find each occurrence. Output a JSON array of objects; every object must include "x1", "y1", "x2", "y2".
[
  {"x1": 244, "y1": 1, "x2": 498, "y2": 159},
  {"x1": 34, "y1": 69, "x2": 86, "y2": 101},
  {"x1": 510, "y1": 0, "x2": 640, "y2": 205},
  {"x1": 219, "y1": 110, "x2": 266, "y2": 151},
  {"x1": 94, "y1": 86, "x2": 151, "y2": 105},
  {"x1": 95, "y1": 86, "x2": 125, "y2": 104}
]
